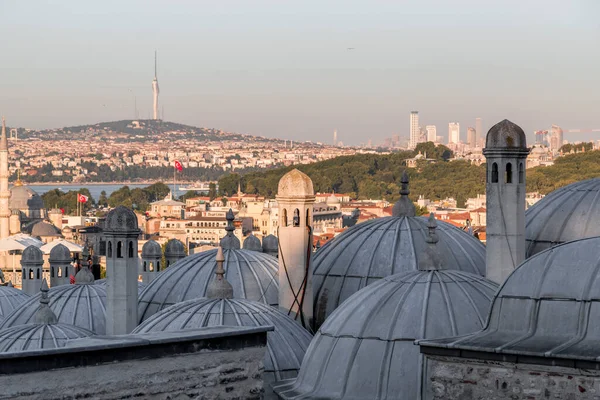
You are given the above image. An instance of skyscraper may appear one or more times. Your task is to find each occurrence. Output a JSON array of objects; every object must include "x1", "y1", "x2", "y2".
[
  {"x1": 475, "y1": 118, "x2": 482, "y2": 147},
  {"x1": 152, "y1": 51, "x2": 160, "y2": 120},
  {"x1": 409, "y1": 111, "x2": 419, "y2": 149},
  {"x1": 550, "y1": 124, "x2": 564, "y2": 152},
  {"x1": 426, "y1": 125, "x2": 437, "y2": 143},
  {"x1": 333, "y1": 130, "x2": 337, "y2": 146},
  {"x1": 467, "y1": 127, "x2": 476, "y2": 148},
  {"x1": 0, "y1": 117, "x2": 9, "y2": 239},
  {"x1": 448, "y1": 122, "x2": 460, "y2": 144}
]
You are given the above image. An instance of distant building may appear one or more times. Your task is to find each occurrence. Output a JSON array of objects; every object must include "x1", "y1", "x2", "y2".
[
  {"x1": 550, "y1": 124, "x2": 564, "y2": 152},
  {"x1": 426, "y1": 125, "x2": 437, "y2": 143},
  {"x1": 466, "y1": 127, "x2": 476, "y2": 148},
  {"x1": 409, "y1": 111, "x2": 420, "y2": 149},
  {"x1": 448, "y1": 122, "x2": 460, "y2": 144},
  {"x1": 475, "y1": 117, "x2": 482, "y2": 146}
]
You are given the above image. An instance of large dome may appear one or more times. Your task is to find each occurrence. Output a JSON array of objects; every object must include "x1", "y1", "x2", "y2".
[
  {"x1": 9, "y1": 185, "x2": 44, "y2": 211},
  {"x1": 312, "y1": 215, "x2": 486, "y2": 327},
  {"x1": 0, "y1": 283, "x2": 107, "y2": 334},
  {"x1": 31, "y1": 221, "x2": 62, "y2": 237},
  {"x1": 0, "y1": 286, "x2": 30, "y2": 319},
  {"x1": 137, "y1": 248, "x2": 279, "y2": 322},
  {"x1": 274, "y1": 270, "x2": 497, "y2": 400},
  {"x1": 95, "y1": 278, "x2": 147, "y2": 292},
  {"x1": 0, "y1": 323, "x2": 93, "y2": 353},
  {"x1": 525, "y1": 178, "x2": 600, "y2": 257},
  {"x1": 420, "y1": 236, "x2": 600, "y2": 361},
  {"x1": 134, "y1": 297, "x2": 313, "y2": 384}
]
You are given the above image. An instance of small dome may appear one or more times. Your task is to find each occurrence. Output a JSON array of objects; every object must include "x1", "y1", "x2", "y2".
[
  {"x1": 392, "y1": 170, "x2": 416, "y2": 217},
  {"x1": 525, "y1": 178, "x2": 600, "y2": 257},
  {"x1": 31, "y1": 221, "x2": 62, "y2": 238},
  {"x1": 262, "y1": 234, "x2": 278, "y2": 253},
  {"x1": 138, "y1": 249, "x2": 278, "y2": 322},
  {"x1": 424, "y1": 237, "x2": 600, "y2": 360},
  {"x1": 312, "y1": 215, "x2": 486, "y2": 327},
  {"x1": 0, "y1": 323, "x2": 93, "y2": 353},
  {"x1": 485, "y1": 119, "x2": 527, "y2": 149},
  {"x1": 326, "y1": 193, "x2": 340, "y2": 204},
  {"x1": 220, "y1": 209, "x2": 241, "y2": 250},
  {"x1": 0, "y1": 284, "x2": 107, "y2": 334},
  {"x1": 95, "y1": 278, "x2": 147, "y2": 292},
  {"x1": 9, "y1": 185, "x2": 44, "y2": 211},
  {"x1": 274, "y1": 270, "x2": 497, "y2": 400},
  {"x1": 0, "y1": 286, "x2": 30, "y2": 319},
  {"x1": 164, "y1": 239, "x2": 185, "y2": 259},
  {"x1": 49, "y1": 243, "x2": 71, "y2": 263},
  {"x1": 277, "y1": 169, "x2": 314, "y2": 197},
  {"x1": 21, "y1": 245, "x2": 43, "y2": 264},
  {"x1": 141, "y1": 240, "x2": 162, "y2": 258},
  {"x1": 62, "y1": 226, "x2": 73, "y2": 233},
  {"x1": 133, "y1": 298, "x2": 313, "y2": 383},
  {"x1": 104, "y1": 206, "x2": 139, "y2": 233},
  {"x1": 243, "y1": 234, "x2": 262, "y2": 252}
]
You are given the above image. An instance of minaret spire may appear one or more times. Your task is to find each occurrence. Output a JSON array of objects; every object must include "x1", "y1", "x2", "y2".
[{"x1": 0, "y1": 116, "x2": 10, "y2": 239}]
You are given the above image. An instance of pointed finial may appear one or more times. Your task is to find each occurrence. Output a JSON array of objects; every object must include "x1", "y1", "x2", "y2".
[
  {"x1": 225, "y1": 208, "x2": 235, "y2": 233},
  {"x1": 34, "y1": 279, "x2": 58, "y2": 324},
  {"x1": 0, "y1": 116, "x2": 7, "y2": 151},
  {"x1": 426, "y1": 213, "x2": 439, "y2": 244},
  {"x1": 15, "y1": 168, "x2": 22, "y2": 186},
  {"x1": 206, "y1": 247, "x2": 233, "y2": 299},
  {"x1": 74, "y1": 265, "x2": 94, "y2": 284},
  {"x1": 400, "y1": 170, "x2": 410, "y2": 196},
  {"x1": 392, "y1": 171, "x2": 416, "y2": 217}
]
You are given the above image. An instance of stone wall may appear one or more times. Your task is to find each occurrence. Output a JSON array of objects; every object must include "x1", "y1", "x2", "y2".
[{"x1": 426, "y1": 355, "x2": 600, "y2": 400}]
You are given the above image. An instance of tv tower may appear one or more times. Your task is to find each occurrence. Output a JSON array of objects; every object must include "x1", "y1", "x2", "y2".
[
  {"x1": 333, "y1": 129, "x2": 337, "y2": 146},
  {"x1": 152, "y1": 51, "x2": 160, "y2": 120}
]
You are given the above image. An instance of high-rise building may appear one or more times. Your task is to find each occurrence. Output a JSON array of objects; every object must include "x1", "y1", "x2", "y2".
[
  {"x1": 409, "y1": 111, "x2": 419, "y2": 149},
  {"x1": 550, "y1": 124, "x2": 564, "y2": 152},
  {"x1": 152, "y1": 51, "x2": 160, "y2": 120},
  {"x1": 333, "y1": 130, "x2": 337, "y2": 146},
  {"x1": 467, "y1": 127, "x2": 476, "y2": 148},
  {"x1": 448, "y1": 122, "x2": 460, "y2": 144},
  {"x1": 426, "y1": 125, "x2": 437, "y2": 143},
  {"x1": 0, "y1": 117, "x2": 9, "y2": 239},
  {"x1": 475, "y1": 118, "x2": 482, "y2": 146}
]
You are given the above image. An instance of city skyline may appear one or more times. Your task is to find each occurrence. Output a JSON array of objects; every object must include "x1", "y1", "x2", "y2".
[{"x1": 0, "y1": 1, "x2": 598, "y2": 145}]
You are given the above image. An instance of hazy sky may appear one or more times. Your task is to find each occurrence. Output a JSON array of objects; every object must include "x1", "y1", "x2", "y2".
[{"x1": 0, "y1": 0, "x2": 598, "y2": 145}]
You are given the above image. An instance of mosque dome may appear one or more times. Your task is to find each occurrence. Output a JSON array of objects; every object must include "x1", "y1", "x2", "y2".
[
  {"x1": 274, "y1": 269, "x2": 497, "y2": 399},
  {"x1": 311, "y1": 177, "x2": 486, "y2": 327},
  {"x1": 277, "y1": 169, "x2": 314, "y2": 198},
  {"x1": 525, "y1": 178, "x2": 600, "y2": 257},
  {"x1": 104, "y1": 205, "x2": 139, "y2": 233},
  {"x1": 141, "y1": 240, "x2": 162, "y2": 258},
  {"x1": 0, "y1": 286, "x2": 30, "y2": 319},
  {"x1": 262, "y1": 234, "x2": 278, "y2": 253},
  {"x1": 0, "y1": 281, "x2": 107, "y2": 334},
  {"x1": 242, "y1": 234, "x2": 262, "y2": 252},
  {"x1": 134, "y1": 297, "x2": 313, "y2": 383},
  {"x1": 49, "y1": 243, "x2": 71, "y2": 263},
  {"x1": 31, "y1": 221, "x2": 62, "y2": 238},
  {"x1": 9, "y1": 185, "x2": 44, "y2": 211},
  {"x1": 164, "y1": 239, "x2": 186, "y2": 259},
  {"x1": 485, "y1": 119, "x2": 527, "y2": 149},
  {"x1": 94, "y1": 278, "x2": 147, "y2": 292},
  {"x1": 137, "y1": 248, "x2": 279, "y2": 322},
  {"x1": 420, "y1": 236, "x2": 600, "y2": 361},
  {"x1": 21, "y1": 245, "x2": 43, "y2": 264},
  {"x1": 326, "y1": 193, "x2": 340, "y2": 205}
]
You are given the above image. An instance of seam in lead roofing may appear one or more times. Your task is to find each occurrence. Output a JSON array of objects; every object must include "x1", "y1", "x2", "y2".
[
  {"x1": 338, "y1": 335, "x2": 364, "y2": 398},
  {"x1": 419, "y1": 271, "x2": 434, "y2": 339},
  {"x1": 443, "y1": 271, "x2": 487, "y2": 327},
  {"x1": 546, "y1": 300, "x2": 590, "y2": 356},
  {"x1": 525, "y1": 187, "x2": 574, "y2": 241},
  {"x1": 438, "y1": 271, "x2": 459, "y2": 336},
  {"x1": 581, "y1": 183, "x2": 600, "y2": 238},
  {"x1": 554, "y1": 189, "x2": 589, "y2": 243}
]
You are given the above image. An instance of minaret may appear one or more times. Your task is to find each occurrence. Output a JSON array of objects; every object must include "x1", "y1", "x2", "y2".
[
  {"x1": 104, "y1": 206, "x2": 140, "y2": 335},
  {"x1": 483, "y1": 120, "x2": 529, "y2": 283},
  {"x1": 0, "y1": 117, "x2": 10, "y2": 239},
  {"x1": 276, "y1": 169, "x2": 315, "y2": 330},
  {"x1": 152, "y1": 51, "x2": 160, "y2": 120}
]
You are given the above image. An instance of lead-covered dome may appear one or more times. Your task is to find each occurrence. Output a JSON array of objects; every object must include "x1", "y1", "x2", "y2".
[
  {"x1": 21, "y1": 245, "x2": 43, "y2": 263},
  {"x1": 262, "y1": 234, "x2": 278, "y2": 254},
  {"x1": 31, "y1": 221, "x2": 62, "y2": 238},
  {"x1": 49, "y1": 243, "x2": 72, "y2": 263},
  {"x1": 485, "y1": 119, "x2": 527, "y2": 149},
  {"x1": 312, "y1": 211, "x2": 486, "y2": 327},
  {"x1": 243, "y1": 234, "x2": 262, "y2": 252},
  {"x1": 9, "y1": 185, "x2": 44, "y2": 211},
  {"x1": 525, "y1": 178, "x2": 600, "y2": 257},
  {"x1": 0, "y1": 283, "x2": 107, "y2": 334},
  {"x1": 104, "y1": 205, "x2": 139, "y2": 232},
  {"x1": 0, "y1": 286, "x2": 30, "y2": 319},
  {"x1": 0, "y1": 323, "x2": 94, "y2": 353},
  {"x1": 164, "y1": 239, "x2": 185, "y2": 258},
  {"x1": 141, "y1": 240, "x2": 162, "y2": 258},
  {"x1": 94, "y1": 278, "x2": 147, "y2": 292},
  {"x1": 134, "y1": 297, "x2": 313, "y2": 384},
  {"x1": 137, "y1": 248, "x2": 279, "y2": 322},
  {"x1": 274, "y1": 270, "x2": 497, "y2": 400},
  {"x1": 277, "y1": 169, "x2": 314, "y2": 197}
]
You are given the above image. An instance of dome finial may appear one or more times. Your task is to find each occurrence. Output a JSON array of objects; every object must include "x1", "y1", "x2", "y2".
[
  {"x1": 34, "y1": 279, "x2": 58, "y2": 324},
  {"x1": 206, "y1": 247, "x2": 233, "y2": 299},
  {"x1": 419, "y1": 213, "x2": 443, "y2": 271},
  {"x1": 220, "y1": 209, "x2": 241, "y2": 249},
  {"x1": 392, "y1": 170, "x2": 416, "y2": 217},
  {"x1": 225, "y1": 208, "x2": 235, "y2": 234},
  {"x1": 425, "y1": 213, "x2": 439, "y2": 244},
  {"x1": 74, "y1": 265, "x2": 94, "y2": 284}
]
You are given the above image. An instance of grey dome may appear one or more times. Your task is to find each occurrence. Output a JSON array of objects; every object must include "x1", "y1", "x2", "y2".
[
  {"x1": 49, "y1": 243, "x2": 71, "y2": 263},
  {"x1": 141, "y1": 240, "x2": 162, "y2": 258},
  {"x1": 138, "y1": 249, "x2": 279, "y2": 322},
  {"x1": 0, "y1": 286, "x2": 30, "y2": 319},
  {"x1": 9, "y1": 185, "x2": 44, "y2": 211},
  {"x1": 312, "y1": 215, "x2": 486, "y2": 327},
  {"x1": 485, "y1": 119, "x2": 527, "y2": 149},
  {"x1": 262, "y1": 234, "x2": 278, "y2": 253},
  {"x1": 31, "y1": 221, "x2": 62, "y2": 237},
  {"x1": 274, "y1": 270, "x2": 497, "y2": 400},
  {"x1": 421, "y1": 237, "x2": 600, "y2": 361},
  {"x1": 104, "y1": 205, "x2": 139, "y2": 233},
  {"x1": 164, "y1": 239, "x2": 185, "y2": 258},
  {"x1": 278, "y1": 169, "x2": 314, "y2": 197},
  {"x1": 134, "y1": 297, "x2": 313, "y2": 382},
  {"x1": 21, "y1": 245, "x2": 43, "y2": 263},
  {"x1": 525, "y1": 178, "x2": 600, "y2": 257},
  {"x1": 94, "y1": 278, "x2": 147, "y2": 292},
  {"x1": 0, "y1": 323, "x2": 93, "y2": 353},
  {"x1": 0, "y1": 283, "x2": 107, "y2": 334},
  {"x1": 243, "y1": 234, "x2": 262, "y2": 252}
]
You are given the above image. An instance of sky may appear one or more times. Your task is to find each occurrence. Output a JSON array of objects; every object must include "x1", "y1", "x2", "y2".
[{"x1": 0, "y1": 0, "x2": 598, "y2": 145}]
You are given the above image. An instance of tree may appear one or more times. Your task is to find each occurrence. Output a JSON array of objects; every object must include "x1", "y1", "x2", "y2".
[
  {"x1": 208, "y1": 182, "x2": 218, "y2": 201},
  {"x1": 98, "y1": 190, "x2": 108, "y2": 207},
  {"x1": 221, "y1": 197, "x2": 228, "y2": 206},
  {"x1": 218, "y1": 173, "x2": 241, "y2": 196},
  {"x1": 180, "y1": 190, "x2": 199, "y2": 202}
]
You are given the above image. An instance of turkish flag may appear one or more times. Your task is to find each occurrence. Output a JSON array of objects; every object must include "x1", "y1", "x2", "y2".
[
  {"x1": 174, "y1": 160, "x2": 183, "y2": 171},
  {"x1": 78, "y1": 194, "x2": 88, "y2": 203},
  {"x1": 60, "y1": 208, "x2": 65, "y2": 214}
]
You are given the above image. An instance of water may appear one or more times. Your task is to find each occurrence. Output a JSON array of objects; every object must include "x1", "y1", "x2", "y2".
[{"x1": 29, "y1": 184, "x2": 188, "y2": 201}]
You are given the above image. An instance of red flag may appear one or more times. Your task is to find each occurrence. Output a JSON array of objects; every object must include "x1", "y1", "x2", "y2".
[
  {"x1": 60, "y1": 208, "x2": 65, "y2": 214},
  {"x1": 174, "y1": 160, "x2": 183, "y2": 171},
  {"x1": 69, "y1": 275, "x2": 75, "y2": 284},
  {"x1": 78, "y1": 194, "x2": 88, "y2": 203}
]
